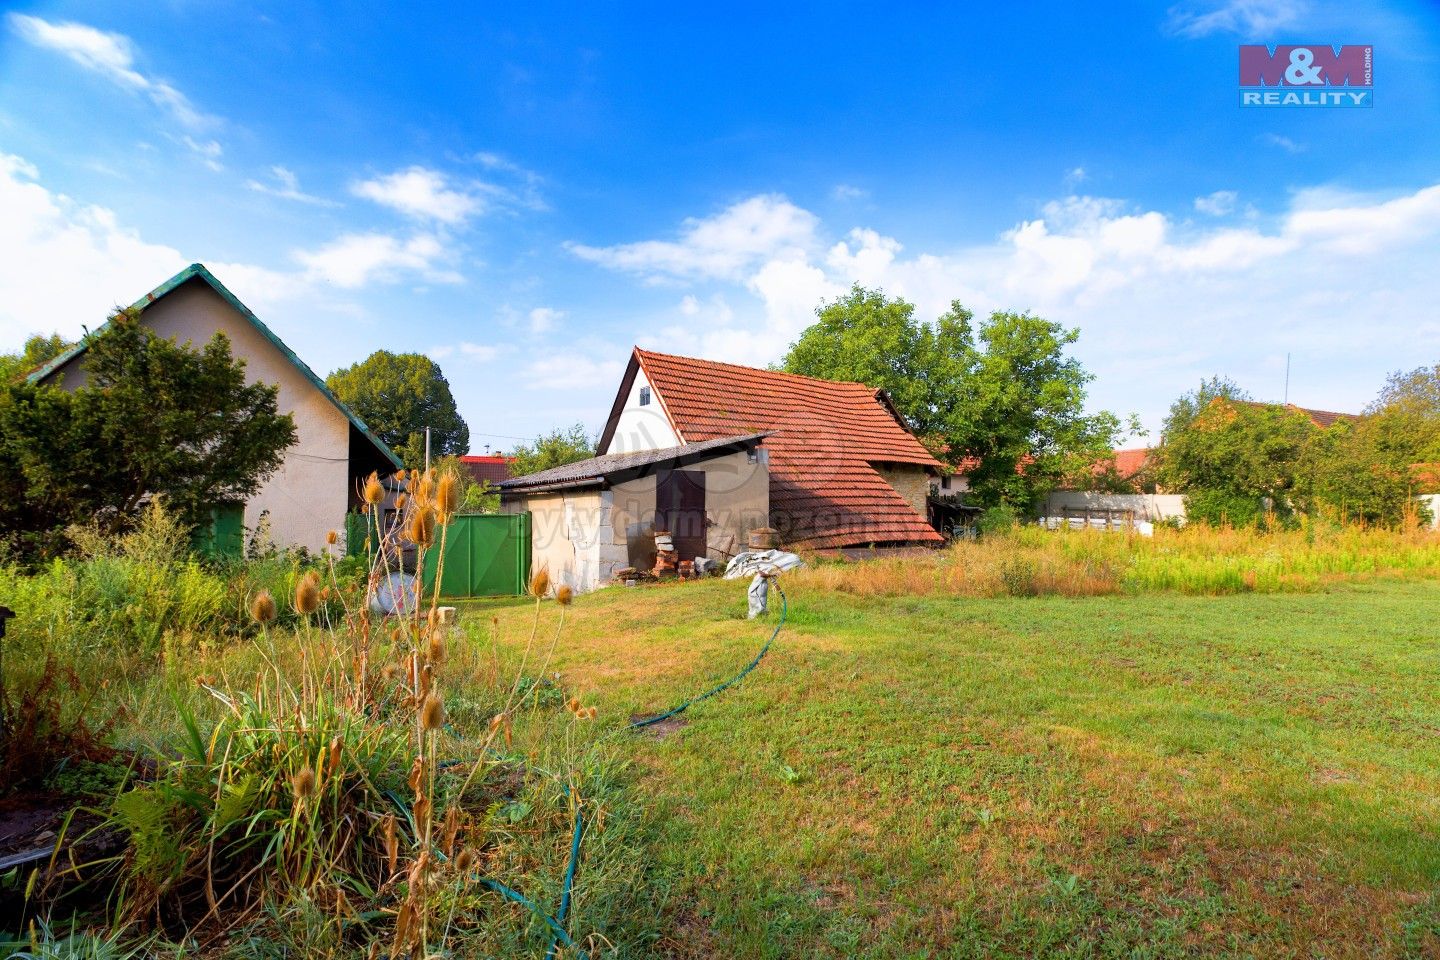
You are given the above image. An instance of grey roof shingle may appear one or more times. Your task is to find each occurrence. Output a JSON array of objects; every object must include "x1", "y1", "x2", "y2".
[{"x1": 499, "y1": 432, "x2": 770, "y2": 494}]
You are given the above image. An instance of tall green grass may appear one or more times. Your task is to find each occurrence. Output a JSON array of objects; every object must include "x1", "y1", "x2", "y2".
[{"x1": 793, "y1": 521, "x2": 1440, "y2": 598}]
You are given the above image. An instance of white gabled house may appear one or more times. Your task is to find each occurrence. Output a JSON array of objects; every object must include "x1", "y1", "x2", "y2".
[{"x1": 31, "y1": 263, "x2": 402, "y2": 554}]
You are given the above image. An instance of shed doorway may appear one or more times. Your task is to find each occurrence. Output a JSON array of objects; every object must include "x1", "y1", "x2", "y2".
[{"x1": 657, "y1": 469, "x2": 707, "y2": 561}]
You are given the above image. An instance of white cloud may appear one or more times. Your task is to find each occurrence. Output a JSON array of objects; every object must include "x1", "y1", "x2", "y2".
[
  {"x1": 179, "y1": 136, "x2": 223, "y2": 172},
  {"x1": 0, "y1": 152, "x2": 186, "y2": 342},
  {"x1": 1261, "y1": 133, "x2": 1306, "y2": 154},
  {"x1": 1194, "y1": 190, "x2": 1239, "y2": 216},
  {"x1": 570, "y1": 181, "x2": 1440, "y2": 428},
  {"x1": 0, "y1": 153, "x2": 468, "y2": 347},
  {"x1": 7, "y1": 14, "x2": 213, "y2": 131},
  {"x1": 245, "y1": 166, "x2": 338, "y2": 206},
  {"x1": 567, "y1": 194, "x2": 820, "y2": 281},
  {"x1": 460, "y1": 342, "x2": 498, "y2": 361},
  {"x1": 292, "y1": 232, "x2": 462, "y2": 289},
  {"x1": 832, "y1": 184, "x2": 868, "y2": 201},
  {"x1": 1165, "y1": 0, "x2": 1306, "y2": 37},
  {"x1": 524, "y1": 352, "x2": 625, "y2": 390},
  {"x1": 1064, "y1": 167, "x2": 1087, "y2": 186},
  {"x1": 527, "y1": 306, "x2": 564, "y2": 334},
  {"x1": 351, "y1": 167, "x2": 481, "y2": 225},
  {"x1": 432, "y1": 341, "x2": 498, "y2": 363}
]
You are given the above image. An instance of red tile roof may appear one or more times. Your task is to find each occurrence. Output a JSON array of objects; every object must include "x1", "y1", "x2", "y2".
[
  {"x1": 459, "y1": 455, "x2": 513, "y2": 485},
  {"x1": 1233, "y1": 400, "x2": 1359, "y2": 429},
  {"x1": 623, "y1": 348, "x2": 943, "y2": 550},
  {"x1": 1292, "y1": 406, "x2": 1358, "y2": 429},
  {"x1": 1109, "y1": 448, "x2": 1151, "y2": 478}
]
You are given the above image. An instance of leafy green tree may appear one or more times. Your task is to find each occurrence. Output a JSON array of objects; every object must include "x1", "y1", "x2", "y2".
[
  {"x1": 1285, "y1": 365, "x2": 1440, "y2": 526},
  {"x1": 1364, "y1": 364, "x2": 1440, "y2": 467},
  {"x1": 780, "y1": 286, "x2": 968, "y2": 437},
  {"x1": 1295, "y1": 419, "x2": 1417, "y2": 526},
  {"x1": 0, "y1": 310, "x2": 297, "y2": 555},
  {"x1": 1152, "y1": 381, "x2": 1314, "y2": 527},
  {"x1": 509, "y1": 423, "x2": 594, "y2": 477},
  {"x1": 783, "y1": 285, "x2": 1124, "y2": 509},
  {"x1": 327, "y1": 351, "x2": 469, "y2": 469},
  {"x1": 0, "y1": 333, "x2": 70, "y2": 383}
]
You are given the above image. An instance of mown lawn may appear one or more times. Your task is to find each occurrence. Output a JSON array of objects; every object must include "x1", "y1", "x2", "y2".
[{"x1": 467, "y1": 575, "x2": 1440, "y2": 958}]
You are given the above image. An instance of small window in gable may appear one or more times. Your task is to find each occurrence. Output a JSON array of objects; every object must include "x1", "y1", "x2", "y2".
[{"x1": 639, "y1": 386, "x2": 651, "y2": 406}]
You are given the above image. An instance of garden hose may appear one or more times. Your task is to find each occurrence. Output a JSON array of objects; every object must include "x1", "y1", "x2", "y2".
[
  {"x1": 438, "y1": 575, "x2": 789, "y2": 958},
  {"x1": 542, "y1": 576, "x2": 789, "y2": 956}
]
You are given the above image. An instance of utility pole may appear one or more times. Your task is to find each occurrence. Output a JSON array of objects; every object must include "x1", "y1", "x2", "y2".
[
  {"x1": 425, "y1": 427, "x2": 431, "y2": 471},
  {"x1": 1284, "y1": 353, "x2": 1291, "y2": 404}
]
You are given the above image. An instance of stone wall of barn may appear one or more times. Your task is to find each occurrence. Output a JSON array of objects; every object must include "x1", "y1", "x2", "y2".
[{"x1": 872, "y1": 463, "x2": 932, "y2": 519}]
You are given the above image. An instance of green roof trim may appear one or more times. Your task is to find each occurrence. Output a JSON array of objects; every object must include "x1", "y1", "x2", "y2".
[{"x1": 29, "y1": 263, "x2": 404, "y2": 470}]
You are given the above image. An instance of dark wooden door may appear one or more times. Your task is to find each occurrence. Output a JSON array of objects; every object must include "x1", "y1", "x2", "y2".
[{"x1": 656, "y1": 469, "x2": 707, "y2": 561}]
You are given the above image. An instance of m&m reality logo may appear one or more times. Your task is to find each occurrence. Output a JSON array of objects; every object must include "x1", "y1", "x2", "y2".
[{"x1": 1239, "y1": 45, "x2": 1373, "y2": 107}]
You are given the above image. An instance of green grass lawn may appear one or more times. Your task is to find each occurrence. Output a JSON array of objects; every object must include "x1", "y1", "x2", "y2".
[{"x1": 467, "y1": 576, "x2": 1440, "y2": 958}]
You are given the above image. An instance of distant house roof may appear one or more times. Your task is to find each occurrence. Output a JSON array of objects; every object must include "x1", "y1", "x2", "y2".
[
  {"x1": 1233, "y1": 400, "x2": 1360, "y2": 429},
  {"x1": 1109, "y1": 448, "x2": 1151, "y2": 478},
  {"x1": 30, "y1": 263, "x2": 403, "y2": 470},
  {"x1": 500, "y1": 432, "x2": 770, "y2": 494},
  {"x1": 600, "y1": 348, "x2": 943, "y2": 550},
  {"x1": 459, "y1": 455, "x2": 514, "y2": 485}
]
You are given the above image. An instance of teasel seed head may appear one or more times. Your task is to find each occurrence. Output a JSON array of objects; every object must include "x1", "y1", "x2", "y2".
[
  {"x1": 409, "y1": 507, "x2": 436, "y2": 548},
  {"x1": 292, "y1": 765, "x2": 317, "y2": 800},
  {"x1": 454, "y1": 847, "x2": 474, "y2": 876},
  {"x1": 362, "y1": 472, "x2": 384, "y2": 505},
  {"x1": 326, "y1": 529, "x2": 338, "y2": 546},
  {"x1": 436, "y1": 471, "x2": 460, "y2": 520},
  {"x1": 426, "y1": 631, "x2": 445, "y2": 664},
  {"x1": 420, "y1": 693, "x2": 445, "y2": 732},
  {"x1": 294, "y1": 575, "x2": 321, "y2": 616},
  {"x1": 556, "y1": 585, "x2": 574, "y2": 606},
  {"x1": 585, "y1": 706, "x2": 599, "y2": 721},
  {"x1": 250, "y1": 590, "x2": 277, "y2": 624},
  {"x1": 528, "y1": 567, "x2": 552, "y2": 599}
]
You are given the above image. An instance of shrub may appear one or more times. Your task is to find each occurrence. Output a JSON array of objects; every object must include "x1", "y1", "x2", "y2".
[
  {"x1": 977, "y1": 504, "x2": 1021, "y2": 536},
  {"x1": 1183, "y1": 489, "x2": 1275, "y2": 529}
]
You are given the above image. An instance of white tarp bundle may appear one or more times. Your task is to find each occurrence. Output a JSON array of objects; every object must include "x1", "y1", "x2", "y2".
[
  {"x1": 369, "y1": 572, "x2": 420, "y2": 616},
  {"x1": 724, "y1": 549, "x2": 805, "y2": 579}
]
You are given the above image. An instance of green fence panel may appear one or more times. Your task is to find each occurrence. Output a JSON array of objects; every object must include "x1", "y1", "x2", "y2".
[{"x1": 420, "y1": 513, "x2": 531, "y2": 598}]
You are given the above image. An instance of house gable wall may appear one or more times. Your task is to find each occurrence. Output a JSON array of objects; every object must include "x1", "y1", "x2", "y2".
[
  {"x1": 46, "y1": 279, "x2": 350, "y2": 552},
  {"x1": 872, "y1": 463, "x2": 932, "y2": 518},
  {"x1": 602, "y1": 367, "x2": 680, "y2": 454}
]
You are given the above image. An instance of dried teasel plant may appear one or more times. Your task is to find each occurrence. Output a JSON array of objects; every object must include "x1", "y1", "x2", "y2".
[
  {"x1": 250, "y1": 589, "x2": 277, "y2": 624},
  {"x1": 362, "y1": 471, "x2": 385, "y2": 506},
  {"x1": 294, "y1": 574, "x2": 321, "y2": 616}
]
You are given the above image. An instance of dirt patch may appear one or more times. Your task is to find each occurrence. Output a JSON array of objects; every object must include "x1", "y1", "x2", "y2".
[
  {"x1": 652, "y1": 905, "x2": 720, "y2": 958},
  {"x1": 0, "y1": 791, "x2": 125, "y2": 928},
  {"x1": 629, "y1": 713, "x2": 690, "y2": 738}
]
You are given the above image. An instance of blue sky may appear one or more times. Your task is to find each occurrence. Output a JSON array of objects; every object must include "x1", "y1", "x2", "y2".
[{"x1": 1, "y1": 0, "x2": 1437, "y2": 452}]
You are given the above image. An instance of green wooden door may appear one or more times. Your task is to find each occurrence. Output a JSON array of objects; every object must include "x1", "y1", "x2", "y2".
[
  {"x1": 192, "y1": 504, "x2": 245, "y2": 560},
  {"x1": 420, "y1": 513, "x2": 531, "y2": 598}
]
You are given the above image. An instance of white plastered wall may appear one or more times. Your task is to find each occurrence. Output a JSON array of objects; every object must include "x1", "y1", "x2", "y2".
[
  {"x1": 601, "y1": 367, "x2": 680, "y2": 454},
  {"x1": 519, "y1": 489, "x2": 611, "y2": 594}
]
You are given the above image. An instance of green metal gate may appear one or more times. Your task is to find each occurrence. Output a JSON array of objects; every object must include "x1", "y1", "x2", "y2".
[{"x1": 421, "y1": 513, "x2": 532, "y2": 598}]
